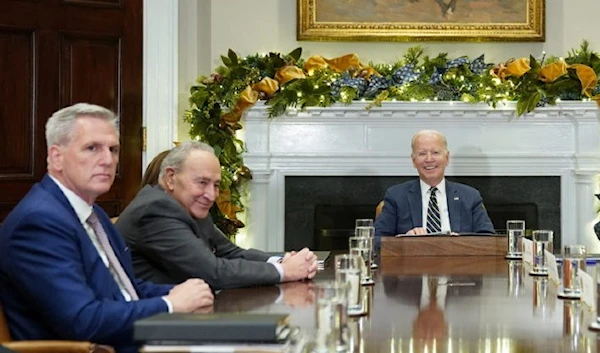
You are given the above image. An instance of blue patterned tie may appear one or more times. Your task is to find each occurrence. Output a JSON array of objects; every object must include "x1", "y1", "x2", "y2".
[{"x1": 426, "y1": 187, "x2": 442, "y2": 234}]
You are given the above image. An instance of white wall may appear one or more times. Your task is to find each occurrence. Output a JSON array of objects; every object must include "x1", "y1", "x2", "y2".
[{"x1": 173, "y1": 0, "x2": 600, "y2": 141}]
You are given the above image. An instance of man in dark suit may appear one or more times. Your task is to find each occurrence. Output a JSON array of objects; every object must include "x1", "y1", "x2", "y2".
[
  {"x1": 115, "y1": 141, "x2": 318, "y2": 290},
  {"x1": 0, "y1": 103, "x2": 214, "y2": 353},
  {"x1": 375, "y1": 129, "x2": 494, "y2": 238}
]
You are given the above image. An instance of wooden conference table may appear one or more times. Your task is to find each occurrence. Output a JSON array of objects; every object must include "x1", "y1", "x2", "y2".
[{"x1": 178, "y1": 236, "x2": 600, "y2": 352}]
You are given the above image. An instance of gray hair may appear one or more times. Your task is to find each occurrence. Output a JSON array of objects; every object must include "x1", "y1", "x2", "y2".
[
  {"x1": 45, "y1": 103, "x2": 119, "y2": 148},
  {"x1": 158, "y1": 141, "x2": 216, "y2": 181},
  {"x1": 410, "y1": 129, "x2": 448, "y2": 155}
]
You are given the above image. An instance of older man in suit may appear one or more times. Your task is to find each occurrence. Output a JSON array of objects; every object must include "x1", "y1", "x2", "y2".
[
  {"x1": 115, "y1": 141, "x2": 318, "y2": 290},
  {"x1": 375, "y1": 129, "x2": 495, "y2": 239},
  {"x1": 0, "y1": 103, "x2": 214, "y2": 353}
]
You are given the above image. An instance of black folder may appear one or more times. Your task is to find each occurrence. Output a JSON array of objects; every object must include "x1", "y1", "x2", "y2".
[{"x1": 134, "y1": 313, "x2": 290, "y2": 343}]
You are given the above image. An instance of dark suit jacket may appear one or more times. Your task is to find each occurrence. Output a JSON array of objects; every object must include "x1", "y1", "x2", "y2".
[
  {"x1": 375, "y1": 179, "x2": 495, "y2": 237},
  {"x1": 0, "y1": 175, "x2": 172, "y2": 353},
  {"x1": 115, "y1": 185, "x2": 281, "y2": 290}
]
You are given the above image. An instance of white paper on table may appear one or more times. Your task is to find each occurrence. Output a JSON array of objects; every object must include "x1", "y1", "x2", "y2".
[
  {"x1": 580, "y1": 270, "x2": 595, "y2": 311},
  {"x1": 545, "y1": 251, "x2": 559, "y2": 284},
  {"x1": 522, "y1": 238, "x2": 533, "y2": 265}
]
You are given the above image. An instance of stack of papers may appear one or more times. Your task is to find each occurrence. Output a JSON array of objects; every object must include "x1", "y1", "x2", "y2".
[
  {"x1": 314, "y1": 251, "x2": 330, "y2": 270},
  {"x1": 141, "y1": 340, "x2": 290, "y2": 353},
  {"x1": 135, "y1": 313, "x2": 290, "y2": 343}
]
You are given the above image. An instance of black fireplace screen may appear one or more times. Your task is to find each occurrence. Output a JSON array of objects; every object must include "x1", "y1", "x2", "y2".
[{"x1": 285, "y1": 176, "x2": 560, "y2": 252}]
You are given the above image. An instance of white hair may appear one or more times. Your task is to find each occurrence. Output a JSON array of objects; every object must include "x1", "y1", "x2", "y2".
[
  {"x1": 158, "y1": 141, "x2": 216, "y2": 181},
  {"x1": 45, "y1": 103, "x2": 119, "y2": 148}
]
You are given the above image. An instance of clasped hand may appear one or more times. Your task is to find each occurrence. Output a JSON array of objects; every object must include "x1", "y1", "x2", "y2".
[{"x1": 281, "y1": 248, "x2": 318, "y2": 282}]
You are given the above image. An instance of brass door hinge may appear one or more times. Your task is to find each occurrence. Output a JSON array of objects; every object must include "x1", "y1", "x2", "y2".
[{"x1": 142, "y1": 126, "x2": 147, "y2": 151}]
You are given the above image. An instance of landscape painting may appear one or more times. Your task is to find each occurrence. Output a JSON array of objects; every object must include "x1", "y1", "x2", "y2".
[{"x1": 297, "y1": 0, "x2": 545, "y2": 41}]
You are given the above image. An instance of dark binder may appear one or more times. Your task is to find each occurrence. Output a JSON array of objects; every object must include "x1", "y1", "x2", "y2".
[{"x1": 134, "y1": 313, "x2": 290, "y2": 343}]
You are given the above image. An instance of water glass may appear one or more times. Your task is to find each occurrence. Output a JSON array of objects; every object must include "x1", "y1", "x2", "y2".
[
  {"x1": 559, "y1": 245, "x2": 586, "y2": 299},
  {"x1": 348, "y1": 236, "x2": 374, "y2": 285},
  {"x1": 335, "y1": 254, "x2": 364, "y2": 316},
  {"x1": 355, "y1": 219, "x2": 373, "y2": 228},
  {"x1": 506, "y1": 220, "x2": 525, "y2": 259},
  {"x1": 530, "y1": 230, "x2": 553, "y2": 276},
  {"x1": 355, "y1": 224, "x2": 378, "y2": 270},
  {"x1": 314, "y1": 281, "x2": 349, "y2": 353}
]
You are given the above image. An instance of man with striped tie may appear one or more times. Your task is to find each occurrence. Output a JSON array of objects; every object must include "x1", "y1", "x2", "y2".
[{"x1": 375, "y1": 129, "x2": 495, "y2": 238}]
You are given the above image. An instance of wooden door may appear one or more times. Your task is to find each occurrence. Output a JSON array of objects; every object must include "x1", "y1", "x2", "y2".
[{"x1": 0, "y1": 0, "x2": 143, "y2": 219}]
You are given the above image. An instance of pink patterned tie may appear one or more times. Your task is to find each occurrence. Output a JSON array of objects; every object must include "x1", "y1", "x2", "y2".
[{"x1": 87, "y1": 212, "x2": 139, "y2": 300}]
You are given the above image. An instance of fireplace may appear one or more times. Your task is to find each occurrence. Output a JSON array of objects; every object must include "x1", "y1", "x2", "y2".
[
  {"x1": 241, "y1": 102, "x2": 600, "y2": 253},
  {"x1": 285, "y1": 176, "x2": 558, "y2": 252}
]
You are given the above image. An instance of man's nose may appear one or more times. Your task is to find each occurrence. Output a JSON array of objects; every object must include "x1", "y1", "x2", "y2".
[
  {"x1": 99, "y1": 148, "x2": 116, "y2": 165},
  {"x1": 204, "y1": 186, "x2": 217, "y2": 201}
]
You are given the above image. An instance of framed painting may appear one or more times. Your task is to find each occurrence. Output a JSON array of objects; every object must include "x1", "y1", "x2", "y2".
[{"x1": 297, "y1": 0, "x2": 545, "y2": 42}]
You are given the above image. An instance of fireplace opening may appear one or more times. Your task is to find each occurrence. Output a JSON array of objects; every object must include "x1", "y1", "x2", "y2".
[
  {"x1": 313, "y1": 202, "x2": 539, "y2": 251},
  {"x1": 285, "y1": 176, "x2": 560, "y2": 252}
]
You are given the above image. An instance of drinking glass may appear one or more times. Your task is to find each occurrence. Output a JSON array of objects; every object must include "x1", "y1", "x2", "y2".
[
  {"x1": 313, "y1": 281, "x2": 349, "y2": 353},
  {"x1": 348, "y1": 236, "x2": 374, "y2": 285},
  {"x1": 355, "y1": 219, "x2": 373, "y2": 228},
  {"x1": 530, "y1": 230, "x2": 553, "y2": 276},
  {"x1": 355, "y1": 219, "x2": 378, "y2": 269},
  {"x1": 506, "y1": 220, "x2": 525, "y2": 259},
  {"x1": 559, "y1": 245, "x2": 586, "y2": 299},
  {"x1": 335, "y1": 254, "x2": 364, "y2": 316}
]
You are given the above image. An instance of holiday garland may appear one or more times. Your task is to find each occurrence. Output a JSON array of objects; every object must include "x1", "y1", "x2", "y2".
[{"x1": 185, "y1": 41, "x2": 600, "y2": 237}]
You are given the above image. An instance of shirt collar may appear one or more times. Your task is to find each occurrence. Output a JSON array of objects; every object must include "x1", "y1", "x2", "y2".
[
  {"x1": 48, "y1": 175, "x2": 93, "y2": 224},
  {"x1": 420, "y1": 178, "x2": 446, "y2": 197}
]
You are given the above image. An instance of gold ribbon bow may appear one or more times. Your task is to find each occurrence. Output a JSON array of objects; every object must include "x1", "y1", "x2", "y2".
[
  {"x1": 304, "y1": 54, "x2": 377, "y2": 78},
  {"x1": 216, "y1": 189, "x2": 241, "y2": 221},
  {"x1": 490, "y1": 58, "x2": 531, "y2": 80}
]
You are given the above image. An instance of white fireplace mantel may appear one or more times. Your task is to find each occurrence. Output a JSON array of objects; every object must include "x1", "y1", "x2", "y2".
[{"x1": 241, "y1": 101, "x2": 600, "y2": 252}]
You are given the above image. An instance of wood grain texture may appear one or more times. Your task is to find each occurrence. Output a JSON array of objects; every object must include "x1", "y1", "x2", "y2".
[
  {"x1": 380, "y1": 255, "x2": 507, "y2": 275},
  {"x1": 380, "y1": 235, "x2": 507, "y2": 257},
  {"x1": 0, "y1": 0, "x2": 142, "y2": 220}
]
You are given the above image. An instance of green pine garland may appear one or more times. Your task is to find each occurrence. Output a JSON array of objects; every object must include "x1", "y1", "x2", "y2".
[{"x1": 186, "y1": 42, "x2": 600, "y2": 238}]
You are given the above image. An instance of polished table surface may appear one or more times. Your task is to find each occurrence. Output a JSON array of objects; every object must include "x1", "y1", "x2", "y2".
[{"x1": 212, "y1": 256, "x2": 600, "y2": 353}]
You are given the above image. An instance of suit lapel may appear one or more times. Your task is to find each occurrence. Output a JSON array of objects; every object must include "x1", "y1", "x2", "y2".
[
  {"x1": 43, "y1": 175, "x2": 127, "y2": 298},
  {"x1": 408, "y1": 180, "x2": 423, "y2": 227},
  {"x1": 447, "y1": 181, "x2": 461, "y2": 232}
]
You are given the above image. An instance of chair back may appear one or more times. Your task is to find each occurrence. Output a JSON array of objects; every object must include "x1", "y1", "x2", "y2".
[
  {"x1": 0, "y1": 303, "x2": 12, "y2": 342},
  {"x1": 375, "y1": 201, "x2": 384, "y2": 219}
]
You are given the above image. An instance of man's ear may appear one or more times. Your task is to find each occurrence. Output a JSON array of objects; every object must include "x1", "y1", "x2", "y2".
[
  {"x1": 164, "y1": 167, "x2": 176, "y2": 191},
  {"x1": 47, "y1": 145, "x2": 63, "y2": 171}
]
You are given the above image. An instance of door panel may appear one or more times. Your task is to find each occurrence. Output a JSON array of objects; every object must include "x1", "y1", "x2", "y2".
[{"x1": 0, "y1": 0, "x2": 142, "y2": 220}]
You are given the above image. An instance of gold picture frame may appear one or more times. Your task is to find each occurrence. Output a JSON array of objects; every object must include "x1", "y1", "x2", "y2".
[{"x1": 297, "y1": 0, "x2": 545, "y2": 42}]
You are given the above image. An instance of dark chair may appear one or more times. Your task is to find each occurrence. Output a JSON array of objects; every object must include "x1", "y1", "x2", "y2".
[{"x1": 0, "y1": 303, "x2": 114, "y2": 353}]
